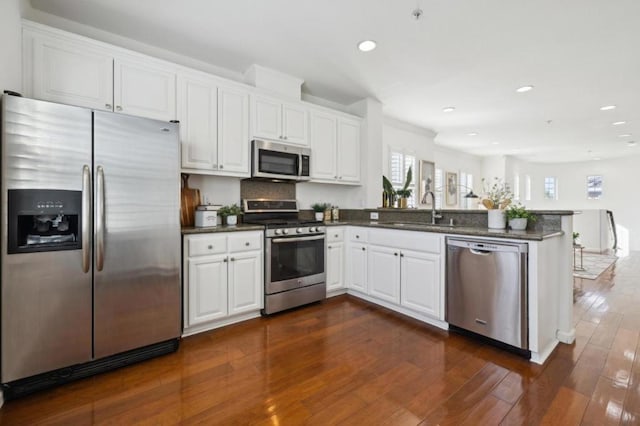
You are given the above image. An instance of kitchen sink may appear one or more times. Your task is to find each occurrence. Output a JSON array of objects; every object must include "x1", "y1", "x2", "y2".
[{"x1": 381, "y1": 221, "x2": 459, "y2": 229}]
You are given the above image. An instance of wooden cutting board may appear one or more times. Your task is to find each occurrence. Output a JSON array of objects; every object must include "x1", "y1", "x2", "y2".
[{"x1": 180, "y1": 174, "x2": 200, "y2": 227}]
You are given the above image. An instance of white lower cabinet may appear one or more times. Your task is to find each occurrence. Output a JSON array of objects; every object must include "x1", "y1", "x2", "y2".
[
  {"x1": 326, "y1": 227, "x2": 346, "y2": 295},
  {"x1": 344, "y1": 227, "x2": 443, "y2": 323},
  {"x1": 183, "y1": 231, "x2": 263, "y2": 336}
]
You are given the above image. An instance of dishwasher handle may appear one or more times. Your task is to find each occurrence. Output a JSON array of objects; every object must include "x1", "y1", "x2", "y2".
[
  {"x1": 469, "y1": 248, "x2": 491, "y2": 256},
  {"x1": 447, "y1": 237, "x2": 528, "y2": 254}
]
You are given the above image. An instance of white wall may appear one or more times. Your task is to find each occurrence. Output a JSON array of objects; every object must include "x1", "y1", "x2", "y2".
[
  {"x1": 504, "y1": 155, "x2": 640, "y2": 251},
  {"x1": 0, "y1": 0, "x2": 23, "y2": 93}
]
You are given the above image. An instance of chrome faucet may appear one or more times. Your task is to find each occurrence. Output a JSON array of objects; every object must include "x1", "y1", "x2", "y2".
[{"x1": 426, "y1": 191, "x2": 442, "y2": 225}]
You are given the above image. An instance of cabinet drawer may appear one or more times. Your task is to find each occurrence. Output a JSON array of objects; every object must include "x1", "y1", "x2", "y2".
[
  {"x1": 326, "y1": 227, "x2": 345, "y2": 243},
  {"x1": 348, "y1": 227, "x2": 368, "y2": 243},
  {"x1": 228, "y1": 231, "x2": 263, "y2": 253},
  {"x1": 187, "y1": 234, "x2": 227, "y2": 257}
]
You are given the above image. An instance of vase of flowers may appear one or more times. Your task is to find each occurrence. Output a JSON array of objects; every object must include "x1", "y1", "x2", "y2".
[{"x1": 482, "y1": 178, "x2": 513, "y2": 229}]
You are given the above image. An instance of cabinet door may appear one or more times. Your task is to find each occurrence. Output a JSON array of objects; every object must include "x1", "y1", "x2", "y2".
[
  {"x1": 348, "y1": 243, "x2": 368, "y2": 293},
  {"x1": 228, "y1": 251, "x2": 263, "y2": 315},
  {"x1": 187, "y1": 255, "x2": 228, "y2": 326},
  {"x1": 400, "y1": 249, "x2": 441, "y2": 318},
  {"x1": 310, "y1": 111, "x2": 338, "y2": 181},
  {"x1": 337, "y1": 118, "x2": 361, "y2": 183},
  {"x1": 368, "y1": 245, "x2": 401, "y2": 303},
  {"x1": 114, "y1": 58, "x2": 176, "y2": 121},
  {"x1": 326, "y1": 242, "x2": 344, "y2": 292},
  {"x1": 178, "y1": 75, "x2": 218, "y2": 170},
  {"x1": 217, "y1": 86, "x2": 250, "y2": 175},
  {"x1": 32, "y1": 35, "x2": 113, "y2": 111},
  {"x1": 282, "y1": 103, "x2": 308, "y2": 145},
  {"x1": 252, "y1": 96, "x2": 282, "y2": 141}
]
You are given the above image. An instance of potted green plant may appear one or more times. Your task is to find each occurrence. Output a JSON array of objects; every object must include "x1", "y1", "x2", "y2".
[
  {"x1": 395, "y1": 166, "x2": 413, "y2": 208},
  {"x1": 311, "y1": 202, "x2": 330, "y2": 222},
  {"x1": 506, "y1": 203, "x2": 537, "y2": 230},
  {"x1": 218, "y1": 203, "x2": 242, "y2": 226},
  {"x1": 573, "y1": 231, "x2": 580, "y2": 246},
  {"x1": 481, "y1": 177, "x2": 513, "y2": 229},
  {"x1": 382, "y1": 175, "x2": 396, "y2": 208}
]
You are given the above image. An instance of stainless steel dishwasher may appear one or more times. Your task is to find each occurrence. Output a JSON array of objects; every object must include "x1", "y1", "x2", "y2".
[{"x1": 446, "y1": 237, "x2": 529, "y2": 352}]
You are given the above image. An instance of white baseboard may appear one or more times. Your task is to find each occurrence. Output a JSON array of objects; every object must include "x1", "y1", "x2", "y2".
[{"x1": 557, "y1": 328, "x2": 576, "y2": 344}]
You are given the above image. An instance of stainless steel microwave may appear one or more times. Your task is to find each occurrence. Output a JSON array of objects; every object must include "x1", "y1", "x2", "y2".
[{"x1": 251, "y1": 139, "x2": 311, "y2": 181}]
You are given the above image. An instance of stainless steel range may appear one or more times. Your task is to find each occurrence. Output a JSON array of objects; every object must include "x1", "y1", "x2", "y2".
[{"x1": 243, "y1": 199, "x2": 326, "y2": 314}]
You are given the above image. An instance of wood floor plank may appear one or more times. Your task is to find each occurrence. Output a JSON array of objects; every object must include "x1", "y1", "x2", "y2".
[
  {"x1": 582, "y1": 376, "x2": 627, "y2": 425},
  {"x1": 540, "y1": 386, "x2": 590, "y2": 425}
]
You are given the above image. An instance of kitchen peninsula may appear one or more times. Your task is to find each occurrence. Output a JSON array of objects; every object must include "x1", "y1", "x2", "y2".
[{"x1": 183, "y1": 208, "x2": 574, "y2": 365}]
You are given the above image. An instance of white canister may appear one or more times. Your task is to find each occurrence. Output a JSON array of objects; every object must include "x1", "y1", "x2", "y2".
[
  {"x1": 487, "y1": 209, "x2": 506, "y2": 229},
  {"x1": 195, "y1": 206, "x2": 218, "y2": 227}
]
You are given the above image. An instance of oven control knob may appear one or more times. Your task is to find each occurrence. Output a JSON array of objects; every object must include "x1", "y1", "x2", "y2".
[
  {"x1": 296, "y1": 228, "x2": 303, "y2": 233},
  {"x1": 275, "y1": 229, "x2": 283, "y2": 235},
  {"x1": 283, "y1": 229, "x2": 289, "y2": 234},
  {"x1": 309, "y1": 227, "x2": 315, "y2": 232}
]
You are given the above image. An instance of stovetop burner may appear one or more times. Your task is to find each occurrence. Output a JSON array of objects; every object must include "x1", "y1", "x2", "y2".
[
  {"x1": 243, "y1": 218, "x2": 321, "y2": 228},
  {"x1": 242, "y1": 199, "x2": 324, "y2": 236}
]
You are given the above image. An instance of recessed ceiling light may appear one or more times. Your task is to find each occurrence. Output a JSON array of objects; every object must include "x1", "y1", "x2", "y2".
[
  {"x1": 600, "y1": 105, "x2": 616, "y2": 111},
  {"x1": 442, "y1": 107, "x2": 455, "y2": 113},
  {"x1": 357, "y1": 40, "x2": 377, "y2": 52},
  {"x1": 628, "y1": 141, "x2": 637, "y2": 147},
  {"x1": 467, "y1": 132, "x2": 478, "y2": 136},
  {"x1": 516, "y1": 85, "x2": 534, "y2": 93},
  {"x1": 612, "y1": 121, "x2": 627, "y2": 126},
  {"x1": 491, "y1": 141, "x2": 500, "y2": 145},
  {"x1": 593, "y1": 157, "x2": 601, "y2": 161},
  {"x1": 619, "y1": 134, "x2": 632, "y2": 138}
]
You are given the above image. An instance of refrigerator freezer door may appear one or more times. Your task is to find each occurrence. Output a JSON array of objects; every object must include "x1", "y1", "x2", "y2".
[
  {"x1": 92, "y1": 111, "x2": 180, "y2": 358},
  {"x1": 1, "y1": 96, "x2": 93, "y2": 382}
]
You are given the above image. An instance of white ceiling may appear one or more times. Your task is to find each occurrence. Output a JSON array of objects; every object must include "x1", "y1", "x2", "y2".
[{"x1": 29, "y1": 0, "x2": 640, "y2": 163}]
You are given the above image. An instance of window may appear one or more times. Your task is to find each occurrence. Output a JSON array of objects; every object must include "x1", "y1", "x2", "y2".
[
  {"x1": 434, "y1": 168, "x2": 443, "y2": 209},
  {"x1": 587, "y1": 175, "x2": 603, "y2": 199},
  {"x1": 513, "y1": 174, "x2": 520, "y2": 201},
  {"x1": 544, "y1": 177, "x2": 557, "y2": 200},
  {"x1": 525, "y1": 175, "x2": 531, "y2": 201},
  {"x1": 389, "y1": 150, "x2": 416, "y2": 207},
  {"x1": 459, "y1": 172, "x2": 474, "y2": 207}
]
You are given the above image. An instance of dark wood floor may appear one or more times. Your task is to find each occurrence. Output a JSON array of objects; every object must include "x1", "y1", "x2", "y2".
[{"x1": 2, "y1": 252, "x2": 640, "y2": 425}]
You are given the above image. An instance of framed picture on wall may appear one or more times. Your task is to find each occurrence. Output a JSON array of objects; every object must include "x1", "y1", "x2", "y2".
[
  {"x1": 446, "y1": 171, "x2": 458, "y2": 206},
  {"x1": 419, "y1": 160, "x2": 435, "y2": 206}
]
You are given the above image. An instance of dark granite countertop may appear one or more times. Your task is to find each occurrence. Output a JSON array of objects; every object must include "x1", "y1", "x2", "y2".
[
  {"x1": 363, "y1": 208, "x2": 575, "y2": 216},
  {"x1": 321, "y1": 221, "x2": 562, "y2": 241},
  {"x1": 182, "y1": 224, "x2": 265, "y2": 235}
]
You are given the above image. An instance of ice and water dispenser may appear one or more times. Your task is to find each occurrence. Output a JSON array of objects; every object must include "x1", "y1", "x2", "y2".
[{"x1": 7, "y1": 189, "x2": 82, "y2": 254}]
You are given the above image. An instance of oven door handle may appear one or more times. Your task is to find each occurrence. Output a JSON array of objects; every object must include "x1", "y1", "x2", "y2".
[{"x1": 272, "y1": 235, "x2": 325, "y2": 244}]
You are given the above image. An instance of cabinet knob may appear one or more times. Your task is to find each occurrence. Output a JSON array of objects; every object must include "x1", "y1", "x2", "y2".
[
  {"x1": 334, "y1": 234, "x2": 338, "y2": 238},
  {"x1": 245, "y1": 242, "x2": 250, "y2": 246},
  {"x1": 334, "y1": 176, "x2": 338, "y2": 179},
  {"x1": 105, "y1": 103, "x2": 112, "y2": 109},
  {"x1": 394, "y1": 252, "x2": 398, "y2": 256},
  {"x1": 356, "y1": 235, "x2": 360, "y2": 239},
  {"x1": 279, "y1": 135, "x2": 283, "y2": 139},
  {"x1": 400, "y1": 253, "x2": 404, "y2": 257},
  {"x1": 328, "y1": 245, "x2": 332, "y2": 249},
  {"x1": 223, "y1": 258, "x2": 228, "y2": 262},
  {"x1": 283, "y1": 136, "x2": 288, "y2": 140},
  {"x1": 116, "y1": 105, "x2": 123, "y2": 111},
  {"x1": 207, "y1": 245, "x2": 213, "y2": 249},
  {"x1": 361, "y1": 247, "x2": 365, "y2": 251},
  {"x1": 230, "y1": 257, "x2": 235, "y2": 261},
  {"x1": 219, "y1": 165, "x2": 224, "y2": 169},
  {"x1": 339, "y1": 176, "x2": 342, "y2": 179}
]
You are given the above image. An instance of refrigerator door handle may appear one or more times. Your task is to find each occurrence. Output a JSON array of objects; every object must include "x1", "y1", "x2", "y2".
[
  {"x1": 96, "y1": 165, "x2": 105, "y2": 271},
  {"x1": 82, "y1": 165, "x2": 91, "y2": 273}
]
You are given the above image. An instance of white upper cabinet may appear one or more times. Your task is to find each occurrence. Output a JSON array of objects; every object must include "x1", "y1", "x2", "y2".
[
  {"x1": 310, "y1": 109, "x2": 361, "y2": 184},
  {"x1": 178, "y1": 71, "x2": 249, "y2": 176},
  {"x1": 25, "y1": 24, "x2": 177, "y2": 122},
  {"x1": 113, "y1": 57, "x2": 176, "y2": 121},
  {"x1": 251, "y1": 95, "x2": 308, "y2": 145},
  {"x1": 29, "y1": 34, "x2": 113, "y2": 111}
]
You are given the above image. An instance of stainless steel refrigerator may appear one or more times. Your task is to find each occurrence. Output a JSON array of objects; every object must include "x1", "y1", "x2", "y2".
[{"x1": 1, "y1": 95, "x2": 181, "y2": 397}]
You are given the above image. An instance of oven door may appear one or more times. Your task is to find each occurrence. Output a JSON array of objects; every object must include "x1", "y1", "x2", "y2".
[{"x1": 266, "y1": 234, "x2": 325, "y2": 294}]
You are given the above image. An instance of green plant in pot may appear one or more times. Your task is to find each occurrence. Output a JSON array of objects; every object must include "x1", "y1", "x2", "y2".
[
  {"x1": 573, "y1": 231, "x2": 580, "y2": 246},
  {"x1": 382, "y1": 175, "x2": 396, "y2": 208},
  {"x1": 218, "y1": 203, "x2": 242, "y2": 226},
  {"x1": 311, "y1": 202, "x2": 330, "y2": 222},
  {"x1": 506, "y1": 203, "x2": 537, "y2": 231},
  {"x1": 395, "y1": 166, "x2": 413, "y2": 208}
]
